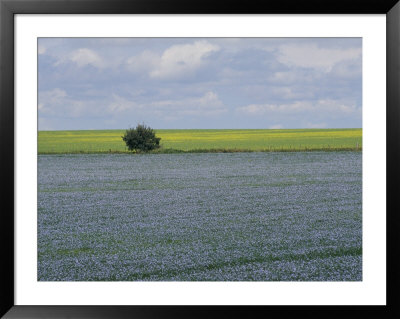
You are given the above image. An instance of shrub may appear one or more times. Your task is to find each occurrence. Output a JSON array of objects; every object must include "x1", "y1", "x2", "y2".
[{"x1": 122, "y1": 124, "x2": 161, "y2": 152}]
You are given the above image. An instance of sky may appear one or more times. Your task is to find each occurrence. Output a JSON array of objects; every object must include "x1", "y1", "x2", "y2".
[{"x1": 38, "y1": 38, "x2": 362, "y2": 130}]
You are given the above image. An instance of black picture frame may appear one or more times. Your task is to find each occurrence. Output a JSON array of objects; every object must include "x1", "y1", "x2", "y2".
[{"x1": 1, "y1": 0, "x2": 399, "y2": 318}]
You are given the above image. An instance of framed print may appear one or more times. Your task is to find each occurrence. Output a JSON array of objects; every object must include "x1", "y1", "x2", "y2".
[{"x1": 1, "y1": 0, "x2": 399, "y2": 318}]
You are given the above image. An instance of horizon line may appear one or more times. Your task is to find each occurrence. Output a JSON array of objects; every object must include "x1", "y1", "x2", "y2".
[{"x1": 38, "y1": 127, "x2": 362, "y2": 132}]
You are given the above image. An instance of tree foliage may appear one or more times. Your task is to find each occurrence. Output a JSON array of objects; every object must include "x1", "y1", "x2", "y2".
[{"x1": 122, "y1": 124, "x2": 161, "y2": 152}]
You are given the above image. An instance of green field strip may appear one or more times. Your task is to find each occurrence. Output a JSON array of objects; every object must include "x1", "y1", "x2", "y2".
[{"x1": 38, "y1": 128, "x2": 362, "y2": 154}]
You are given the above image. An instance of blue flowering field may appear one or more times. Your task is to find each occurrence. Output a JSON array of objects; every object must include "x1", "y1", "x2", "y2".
[{"x1": 38, "y1": 152, "x2": 362, "y2": 281}]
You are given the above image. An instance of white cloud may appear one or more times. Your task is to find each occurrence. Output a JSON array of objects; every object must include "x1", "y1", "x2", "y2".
[
  {"x1": 39, "y1": 88, "x2": 98, "y2": 118},
  {"x1": 104, "y1": 91, "x2": 226, "y2": 118},
  {"x1": 269, "y1": 124, "x2": 284, "y2": 129},
  {"x1": 277, "y1": 44, "x2": 361, "y2": 72},
  {"x1": 108, "y1": 94, "x2": 141, "y2": 113},
  {"x1": 39, "y1": 89, "x2": 226, "y2": 121},
  {"x1": 219, "y1": 67, "x2": 245, "y2": 79},
  {"x1": 269, "y1": 86, "x2": 314, "y2": 100},
  {"x1": 237, "y1": 103, "x2": 277, "y2": 115},
  {"x1": 38, "y1": 45, "x2": 46, "y2": 55},
  {"x1": 126, "y1": 40, "x2": 219, "y2": 79},
  {"x1": 69, "y1": 48, "x2": 104, "y2": 68},
  {"x1": 236, "y1": 99, "x2": 360, "y2": 117},
  {"x1": 269, "y1": 71, "x2": 315, "y2": 84},
  {"x1": 126, "y1": 50, "x2": 159, "y2": 73},
  {"x1": 151, "y1": 41, "x2": 219, "y2": 79},
  {"x1": 50, "y1": 40, "x2": 219, "y2": 74},
  {"x1": 305, "y1": 122, "x2": 327, "y2": 128},
  {"x1": 53, "y1": 48, "x2": 105, "y2": 68},
  {"x1": 38, "y1": 117, "x2": 54, "y2": 131},
  {"x1": 330, "y1": 59, "x2": 362, "y2": 78},
  {"x1": 38, "y1": 88, "x2": 67, "y2": 113},
  {"x1": 150, "y1": 91, "x2": 226, "y2": 117}
]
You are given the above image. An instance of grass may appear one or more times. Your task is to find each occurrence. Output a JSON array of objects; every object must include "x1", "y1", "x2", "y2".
[{"x1": 38, "y1": 128, "x2": 362, "y2": 154}]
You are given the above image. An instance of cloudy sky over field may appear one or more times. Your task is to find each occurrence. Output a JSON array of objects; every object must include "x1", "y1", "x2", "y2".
[{"x1": 38, "y1": 38, "x2": 362, "y2": 130}]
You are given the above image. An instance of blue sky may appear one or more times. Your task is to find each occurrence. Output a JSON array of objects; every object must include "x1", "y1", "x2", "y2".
[{"x1": 38, "y1": 38, "x2": 362, "y2": 130}]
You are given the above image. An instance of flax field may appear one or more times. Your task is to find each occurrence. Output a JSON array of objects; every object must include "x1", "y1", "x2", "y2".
[{"x1": 38, "y1": 152, "x2": 362, "y2": 281}]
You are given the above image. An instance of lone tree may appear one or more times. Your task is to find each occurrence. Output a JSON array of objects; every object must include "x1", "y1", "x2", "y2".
[{"x1": 122, "y1": 123, "x2": 161, "y2": 152}]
